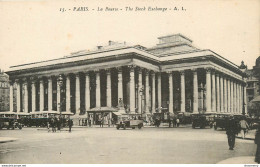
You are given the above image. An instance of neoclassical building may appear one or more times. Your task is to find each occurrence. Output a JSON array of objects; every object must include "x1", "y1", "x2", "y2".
[{"x1": 6, "y1": 34, "x2": 248, "y2": 119}]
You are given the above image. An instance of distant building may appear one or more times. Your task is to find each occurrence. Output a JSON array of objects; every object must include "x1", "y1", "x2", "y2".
[
  {"x1": 0, "y1": 70, "x2": 10, "y2": 112},
  {"x1": 243, "y1": 58, "x2": 260, "y2": 103}
]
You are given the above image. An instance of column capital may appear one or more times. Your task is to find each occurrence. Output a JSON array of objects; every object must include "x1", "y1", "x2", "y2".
[
  {"x1": 75, "y1": 72, "x2": 80, "y2": 77},
  {"x1": 116, "y1": 66, "x2": 123, "y2": 72},
  {"x1": 191, "y1": 68, "x2": 197, "y2": 73},
  {"x1": 128, "y1": 65, "x2": 136, "y2": 72},
  {"x1": 22, "y1": 78, "x2": 28, "y2": 83},
  {"x1": 15, "y1": 78, "x2": 21, "y2": 83},
  {"x1": 150, "y1": 71, "x2": 155, "y2": 76},
  {"x1": 84, "y1": 71, "x2": 90, "y2": 76},
  {"x1": 9, "y1": 80, "x2": 14, "y2": 85},
  {"x1": 205, "y1": 67, "x2": 212, "y2": 73},
  {"x1": 30, "y1": 77, "x2": 36, "y2": 84},
  {"x1": 144, "y1": 69, "x2": 150, "y2": 75},
  {"x1": 104, "y1": 68, "x2": 111, "y2": 74},
  {"x1": 179, "y1": 70, "x2": 185, "y2": 75}
]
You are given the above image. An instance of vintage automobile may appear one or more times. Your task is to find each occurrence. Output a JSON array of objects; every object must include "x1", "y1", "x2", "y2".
[
  {"x1": 116, "y1": 114, "x2": 144, "y2": 130},
  {"x1": 0, "y1": 112, "x2": 22, "y2": 130},
  {"x1": 152, "y1": 110, "x2": 176, "y2": 127},
  {"x1": 213, "y1": 113, "x2": 230, "y2": 130},
  {"x1": 191, "y1": 113, "x2": 215, "y2": 129}
]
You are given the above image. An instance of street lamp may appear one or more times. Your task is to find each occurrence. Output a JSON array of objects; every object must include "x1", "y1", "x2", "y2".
[
  {"x1": 139, "y1": 87, "x2": 144, "y2": 118},
  {"x1": 57, "y1": 74, "x2": 63, "y2": 118}
]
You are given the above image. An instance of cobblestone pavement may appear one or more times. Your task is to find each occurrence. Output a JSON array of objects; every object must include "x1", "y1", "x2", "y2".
[{"x1": 0, "y1": 125, "x2": 257, "y2": 164}]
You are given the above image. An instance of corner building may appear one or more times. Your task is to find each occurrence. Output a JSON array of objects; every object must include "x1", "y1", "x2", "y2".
[{"x1": 6, "y1": 34, "x2": 248, "y2": 119}]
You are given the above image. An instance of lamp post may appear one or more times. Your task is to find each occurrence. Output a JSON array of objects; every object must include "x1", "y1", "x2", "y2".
[{"x1": 57, "y1": 74, "x2": 63, "y2": 118}]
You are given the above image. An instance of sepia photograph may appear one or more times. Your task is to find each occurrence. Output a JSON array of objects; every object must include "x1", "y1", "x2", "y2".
[{"x1": 0, "y1": 0, "x2": 259, "y2": 166}]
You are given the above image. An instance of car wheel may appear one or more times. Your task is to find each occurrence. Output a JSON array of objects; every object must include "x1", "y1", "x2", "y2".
[
  {"x1": 116, "y1": 125, "x2": 120, "y2": 130},
  {"x1": 138, "y1": 124, "x2": 142, "y2": 129},
  {"x1": 123, "y1": 125, "x2": 126, "y2": 130}
]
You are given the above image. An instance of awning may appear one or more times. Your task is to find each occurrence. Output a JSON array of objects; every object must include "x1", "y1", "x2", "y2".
[
  {"x1": 251, "y1": 96, "x2": 260, "y2": 103},
  {"x1": 87, "y1": 107, "x2": 118, "y2": 112},
  {"x1": 112, "y1": 112, "x2": 122, "y2": 116}
]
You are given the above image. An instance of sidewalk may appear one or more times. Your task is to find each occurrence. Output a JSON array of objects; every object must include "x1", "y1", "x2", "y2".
[
  {"x1": 0, "y1": 137, "x2": 18, "y2": 143},
  {"x1": 217, "y1": 156, "x2": 258, "y2": 164}
]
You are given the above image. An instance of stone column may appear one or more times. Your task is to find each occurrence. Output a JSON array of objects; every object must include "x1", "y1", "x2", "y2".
[
  {"x1": 220, "y1": 75, "x2": 224, "y2": 112},
  {"x1": 39, "y1": 78, "x2": 44, "y2": 111},
  {"x1": 57, "y1": 77, "x2": 61, "y2": 112},
  {"x1": 237, "y1": 83, "x2": 240, "y2": 114},
  {"x1": 180, "y1": 70, "x2": 185, "y2": 113},
  {"x1": 227, "y1": 78, "x2": 230, "y2": 113},
  {"x1": 168, "y1": 72, "x2": 173, "y2": 113},
  {"x1": 23, "y1": 79, "x2": 28, "y2": 113},
  {"x1": 106, "y1": 69, "x2": 112, "y2": 108},
  {"x1": 118, "y1": 67, "x2": 123, "y2": 107},
  {"x1": 234, "y1": 82, "x2": 237, "y2": 113},
  {"x1": 211, "y1": 70, "x2": 216, "y2": 112},
  {"x1": 16, "y1": 79, "x2": 21, "y2": 113},
  {"x1": 151, "y1": 71, "x2": 156, "y2": 113},
  {"x1": 31, "y1": 78, "x2": 36, "y2": 112},
  {"x1": 95, "y1": 71, "x2": 101, "y2": 108},
  {"x1": 216, "y1": 73, "x2": 220, "y2": 113},
  {"x1": 244, "y1": 84, "x2": 247, "y2": 115},
  {"x1": 85, "y1": 72, "x2": 90, "y2": 111},
  {"x1": 138, "y1": 68, "x2": 142, "y2": 114},
  {"x1": 239, "y1": 83, "x2": 242, "y2": 114},
  {"x1": 66, "y1": 74, "x2": 71, "y2": 112},
  {"x1": 223, "y1": 76, "x2": 227, "y2": 113},
  {"x1": 75, "y1": 73, "x2": 81, "y2": 113},
  {"x1": 157, "y1": 73, "x2": 162, "y2": 113},
  {"x1": 48, "y1": 77, "x2": 53, "y2": 111},
  {"x1": 192, "y1": 69, "x2": 199, "y2": 113},
  {"x1": 145, "y1": 70, "x2": 150, "y2": 113},
  {"x1": 206, "y1": 68, "x2": 212, "y2": 113},
  {"x1": 9, "y1": 81, "x2": 13, "y2": 112},
  {"x1": 129, "y1": 66, "x2": 135, "y2": 113},
  {"x1": 230, "y1": 79, "x2": 233, "y2": 113}
]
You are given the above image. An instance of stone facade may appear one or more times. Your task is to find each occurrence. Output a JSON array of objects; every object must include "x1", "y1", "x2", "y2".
[
  {"x1": 6, "y1": 34, "x2": 247, "y2": 117},
  {"x1": 0, "y1": 70, "x2": 10, "y2": 112}
]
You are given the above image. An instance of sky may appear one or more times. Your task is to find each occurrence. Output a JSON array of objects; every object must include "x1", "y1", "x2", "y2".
[{"x1": 0, "y1": 0, "x2": 259, "y2": 72}]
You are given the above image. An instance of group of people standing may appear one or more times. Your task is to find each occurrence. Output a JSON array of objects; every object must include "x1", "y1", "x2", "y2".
[{"x1": 48, "y1": 116, "x2": 73, "y2": 133}]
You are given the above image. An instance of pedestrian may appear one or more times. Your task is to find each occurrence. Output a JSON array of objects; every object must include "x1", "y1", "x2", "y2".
[
  {"x1": 68, "y1": 118, "x2": 73, "y2": 133},
  {"x1": 255, "y1": 122, "x2": 260, "y2": 164},
  {"x1": 88, "y1": 118, "x2": 91, "y2": 127},
  {"x1": 176, "y1": 118, "x2": 180, "y2": 127},
  {"x1": 57, "y1": 117, "x2": 61, "y2": 131},
  {"x1": 85, "y1": 118, "x2": 88, "y2": 126},
  {"x1": 51, "y1": 118, "x2": 56, "y2": 133},
  {"x1": 239, "y1": 117, "x2": 249, "y2": 139},
  {"x1": 82, "y1": 119, "x2": 85, "y2": 126},
  {"x1": 225, "y1": 115, "x2": 239, "y2": 150},
  {"x1": 100, "y1": 116, "x2": 104, "y2": 128}
]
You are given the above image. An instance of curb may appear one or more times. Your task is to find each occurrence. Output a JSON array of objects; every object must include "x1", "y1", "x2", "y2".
[{"x1": 0, "y1": 137, "x2": 18, "y2": 143}]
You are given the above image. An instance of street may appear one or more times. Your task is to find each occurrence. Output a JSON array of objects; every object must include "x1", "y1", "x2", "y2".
[{"x1": 0, "y1": 125, "x2": 257, "y2": 164}]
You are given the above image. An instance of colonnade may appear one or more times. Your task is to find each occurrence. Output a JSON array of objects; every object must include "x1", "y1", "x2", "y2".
[{"x1": 9, "y1": 66, "x2": 247, "y2": 115}]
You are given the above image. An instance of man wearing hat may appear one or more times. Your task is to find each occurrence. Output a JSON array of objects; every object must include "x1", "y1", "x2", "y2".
[{"x1": 225, "y1": 115, "x2": 239, "y2": 150}]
